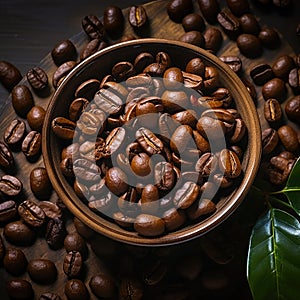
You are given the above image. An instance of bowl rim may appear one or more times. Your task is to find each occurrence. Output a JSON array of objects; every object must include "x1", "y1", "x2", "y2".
[{"x1": 42, "y1": 38, "x2": 262, "y2": 246}]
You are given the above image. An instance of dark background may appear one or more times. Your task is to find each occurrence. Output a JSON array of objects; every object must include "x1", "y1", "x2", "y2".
[{"x1": 0, "y1": 0, "x2": 299, "y2": 103}]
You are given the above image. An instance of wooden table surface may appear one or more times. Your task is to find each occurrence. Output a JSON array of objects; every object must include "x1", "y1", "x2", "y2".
[{"x1": 0, "y1": 0, "x2": 299, "y2": 299}]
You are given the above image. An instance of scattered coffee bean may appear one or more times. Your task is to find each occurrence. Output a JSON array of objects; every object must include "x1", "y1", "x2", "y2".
[
  {"x1": 30, "y1": 167, "x2": 53, "y2": 199},
  {"x1": 3, "y1": 119, "x2": 26, "y2": 147},
  {"x1": 27, "y1": 258, "x2": 58, "y2": 284},
  {"x1": 65, "y1": 279, "x2": 89, "y2": 300},
  {"x1": 129, "y1": 6, "x2": 148, "y2": 28},
  {"x1": 0, "y1": 200, "x2": 17, "y2": 223},
  {"x1": 219, "y1": 56, "x2": 242, "y2": 74},
  {"x1": 226, "y1": 0, "x2": 249, "y2": 16},
  {"x1": 237, "y1": 33, "x2": 262, "y2": 58},
  {"x1": 18, "y1": 200, "x2": 46, "y2": 227},
  {"x1": 167, "y1": 0, "x2": 193, "y2": 23},
  {"x1": 26, "y1": 66, "x2": 48, "y2": 90},
  {"x1": 64, "y1": 232, "x2": 88, "y2": 259},
  {"x1": 285, "y1": 95, "x2": 300, "y2": 123},
  {"x1": 80, "y1": 39, "x2": 108, "y2": 61},
  {"x1": 46, "y1": 217, "x2": 67, "y2": 250},
  {"x1": 239, "y1": 13, "x2": 260, "y2": 35},
  {"x1": 82, "y1": 15, "x2": 105, "y2": 40},
  {"x1": 0, "y1": 61, "x2": 22, "y2": 91},
  {"x1": 198, "y1": 0, "x2": 220, "y2": 24},
  {"x1": 217, "y1": 8, "x2": 241, "y2": 40},
  {"x1": 264, "y1": 98, "x2": 282, "y2": 123},
  {"x1": 288, "y1": 68, "x2": 300, "y2": 94},
  {"x1": 250, "y1": 63, "x2": 274, "y2": 85},
  {"x1": 262, "y1": 78, "x2": 287, "y2": 102},
  {"x1": 51, "y1": 39, "x2": 77, "y2": 66},
  {"x1": 204, "y1": 27, "x2": 223, "y2": 53},
  {"x1": 21, "y1": 130, "x2": 41, "y2": 159},
  {"x1": 103, "y1": 5, "x2": 124, "y2": 35},
  {"x1": 262, "y1": 127, "x2": 279, "y2": 155},
  {"x1": 0, "y1": 141, "x2": 14, "y2": 169},
  {"x1": 272, "y1": 54, "x2": 295, "y2": 82},
  {"x1": 63, "y1": 251, "x2": 82, "y2": 278},
  {"x1": 3, "y1": 247, "x2": 28, "y2": 276},
  {"x1": 182, "y1": 13, "x2": 205, "y2": 32},
  {"x1": 89, "y1": 274, "x2": 117, "y2": 298},
  {"x1": 278, "y1": 125, "x2": 299, "y2": 154},
  {"x1": 259, "y1": 27, "x2": 280, "y2": 49},
  {"x1": 6, "y1": 279, "x2": 34, "y2": 300},
  {"x1": 0, "y1": 174, "x2": 23, "y2": 197},
  {"x1": 52, "y1": 61, "x2": 77, "y2": 88},
  {"x1": 39, "y1": 201, "x2": 62, "y2": 219},
  {"x1": 27, "y1": 105, "x2": 46, "y2": 132},
  {"x1": 11, "y1": 84, "x2": 35, "y2": 117}
]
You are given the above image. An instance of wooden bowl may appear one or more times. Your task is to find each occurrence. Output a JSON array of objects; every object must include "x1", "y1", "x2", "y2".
[{"x1": 42, "y1": 38, "x2": 261, "y2": 246}]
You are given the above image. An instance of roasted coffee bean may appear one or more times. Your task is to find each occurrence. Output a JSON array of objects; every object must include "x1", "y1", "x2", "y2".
[
  {"x1": 187, "y1": 198, "x2": 217, "y2": 220},
  {"x1": 22, "y1": 130, "x2": 41, "y2": 158},
  {"x1": 198, "y1": 0, "x2": 220, "y2": 24},
  {"x1": 68, "y1": 98, "x2": 89, "y2": 122},
  {"x1": 75, "y1": 78, "x2": 100, "y2": 100},
  {"x1": 218, "y1": 149, "x2": 241, "y2": 178},
  {"x1": 94, "y1": 88, "x2": 123, "y2": 114},
  {"x1": 136, "y1": 127, "x2": 164, "y2": 155},
  {"x1": 0, "y1": 61, "x2": 22, "y2": 91},
  {"x1": 76, "y1": 110, "x2": 105, "y2": 136},
  {"x1": 39, "y1": 201, "x2": 62, "y2": 219},
  {"x1": 0, "y1": 200, "x2": 17, "y2": 223},
  {"x1": 285, "y1": 95, "x2": 300, "y2": 123},
  {"x1": 51, "y1": 39, "x2": 77, "y2": 66},
  {"x1": 179, "y1": 30, "x2": 205, "y2": 47},
  {"x1": 103, "y1": 5, "x2": 124, "y2": 35},
  {"x1": 30, "y1": 167, "x2": 52, "y2": 199},
  {"x1": 167, "y1": 0, "x2": 193, "y2": 22},
  {"x1": 112, "y1": 61, "x2": 135, "y2": 81},
  {"x1": 27, "y1": 66, "x2": 48, "y2": 90},
  {"x1": 89, "y1": 274, "x2": 117, "y2": 298},
  {"x1": 82, "y1": 15, "x2": 105, "y2": 40},
  {"x1": 237, "y1": 33, "x2": 262, "y2": 58},
  {"x1": 203, "y1": 65, "x2": 219, "y2": 90},
  {"x1": 134, "y1": 214, "x2": 165, "y2": 237},
  {"x1": 278, "y1": 125, "x2": 299, "y2": 154},
  {"x1": 105, "y1": 126, "x2": 126, "y2": 156},
  {"x1": 268, "y1": 156, "x2": 295, "y2": 186},
  {"x1": 262, "y1": 127, "x2": 279, "y2": 155},
  {"x1": 63, "y1": 251, "x2": 82, "y2": 278},
  {"x1": 272, "y1": 55, "x2": 295, "y2": 82},
  {"x1": 65, "y1": 279, "x2": 89, "y2": 300},
  {"x1": 204, "y1": 27, "x2": 223, "y2": 53},
  {"x1": 4, "y1": 220, "x2": 36, "y2": 246},
  {"x1": 89, "y1": 191, "x2": 114, "y2": 213},
  {"x1": 262, "y1": 78, "x2": 287, "y2": 102},
  {"x1": 219, "y1": 56, "x2": 242, "y2": 74},
  {"x1": 64, "y1": 232, "x2": 88, "y2": 259},
  {"x1": 60, "y1": 157, "x2": 75, "y2": 178},
  {"x1": 131, "y1": 152, "x2": 152, "y2": 177},
  {"x1": 161, "y1": 90, "x2": 189, "y2": 113},
  {"x1": 105, "y1": 167, "x2": 128, "y2": 196},
  {"x1": 226, "y1": 0, "x2": 249, "y2": 16},
  {"x1": 182, "y1": 13, "x2": 205, "y2": 32},
  {"x1": 185, "y1": 57, "x2": 205, "y2": 76},
  {"x1": 250, "y1": 63, "x2": 274, "y2": 85},
  {"x1": 18, "y1": 200, "x2": 46, "y2": 227},
  {"x1": 129, "y1": 6, "x2": 148, "y2": 28},
  {"x1": 80, "y1": 39, "x2": 108, "y2": 61},
  {"x1": 259, "y1": 27, "x2": 280, "y2": 49},
  {"x1": 170, "y1": 124, "x2": 193, "y2": 153},
  {"x1": 140, "y1": 184, "x2": 159, "y2": 215},
  {"x1": 264, "y1": 98, "x2": 282, "y2": 123},
  {"x1": 27, "y1": 105, "x2": 46, "y2": 132},
  {"x1": 162, "y1": 207, "x2": 186, "y2": 232},
  {"x1": 39, "y1": 293, "x2": 62, "y2": 300},
  {"x1": 46, "y1": 217, "x2": 67, "y2": 250},
  {"x1": 217, "y1": 8, "x2": 241, "y2": 39},
  {"x1": 4, "y1": 119, "x2": 26, "y2": 147},
  {"x1": 133, "y1": 52, "x2": 155, "y2": 74},
  {"x1": 173, "y1": 181, "x2": 200, "y2": 209},
  {"x1": 288, "y1": 68, "x2": 300, "y2": 94},
  {"x1": 241, "y1": 77, "x2": 257, "y2": 101},
  {"x1": 0, "y1": 141, "x2": 14, "y2": 169},
  {"x1": 51, "y1": 116, "x2": 76, "y2": 140},
  {"x1": 163, "y1": 67, "x2": 184, "y2": 90},
  {"x1": 195, "y1": 152, "x2": 218, "y2": 176},
  {"x1": 6, "y1": 279, "x2": 34, "y2": 300},
  {"x1": 196, "y1": 116, "x2": 226, "y2": 139},
  {"x1": 239, "y1": 13, "x2": 260, "y2": 35},
  {"x1": 52, "y1": 60, "x2": 77, "y2": 88},
  {"x1": 11, "y1": 85, "x2": 35, "y2": 117},
  {"x1": 3, "y1": 247, "x2": 27, "y2": 275},
  {"x1": 28, "y1": 258, "x2": 57, "y2": 284},
  {"x1": 0, "y1": 175, "x2": 22, "y2": 197},
  {"x1": 73, "y1": 158, "x2": 101, "y2": 182}
]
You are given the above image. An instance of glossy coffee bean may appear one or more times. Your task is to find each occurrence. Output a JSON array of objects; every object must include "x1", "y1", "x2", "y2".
[
  {"x1": 65, "y1": 279, "x2": 89, "y2": 300},
  {"x1": 278, "y1": 125, "x2": 299, "y2": 154},
  {"x1": 22, "y1": 130, "x2": 41, "y2": 158},
  {"x1": 0, "y1": 200, "x2": 17, "y2": 223},
  {"x1": 0, "y1": 141, "x2": 14, "y2": 169},
  {"x1": 89, "y1": 274, "x2": 117, "y2": 298},
  {"x1": 26, "y1": 66, "x2": 48, "y2": 90},
  {"x1": 64, "y1": 232, "x2": 88, "y2": 259},
  {"x1": 182, "y1": 13, "x2": 205, "y2": 32},
  {"x1": 179, "y1": 30, "x2": 205, "y2": 47},
  {"x1": 4, "y1": 119, "x2": 26, "y2": 147},
  {"x1": 173, "y1": 181, "x2": 200, "y2": 209},
  {"x1": 69, "y1": 98, "x2": 89, "y2": 122},
  {"x1": 262, "y1": 128, "x2": 279, "y2": 155},
  {"x1": 94, "y1": 88, "x2": 123, "y2": 114},
  {"x1": 119, "y1": 278, "x2": 144, "y2": 300},
  {"x1": 134, "y1": 214, "x2": 165, "y2": 237},
  {"x1": 187, "y1": 198, "x2": 217, "y2": 220},
  {"x1": 52, "y1": 60, "x2": 77, "y2": 88},
  {"x1": 3, "y1": 247, "x2": 27, "y2": 275},
  {"x1": 163, "y1": 207, "x2": 186, "y2": 232},
  {"x1": 39, "y1": 293, "x2": 62, "y2": 300},
  {"x1": 63, "y1": 251, "x2": 82, "y2": 278},
  {"x1": 103, "y1": 5, "x2": 124, "y2": 35},
  {"x1": 0, "y1": 61, "x2": 22, "y2": 91},
  {"x1": 6, "y1": 279, "x2": 34, "y2": 300},
  {"x1": 226, "y1": 0, "x2": 249, "y2": 16},
  {"x1": 27, "y1": 105, "x2": 46, "y2": 132},
  {"x1": 30, "y1": 167, "x2": 52, "y2": 199},
  {"x1": 272, "y1": 55, "x2": 295, "y2": 82},
  {"x1": 51, "y1": 116, "x2": 76, "y2": 140},
  {"x1": 80, "y1": 38, "x2": 108, "y2": 61},
  {"x1": 112, "y1": 61, "x2": 135, "y2": 81},
  {"x1": 167, "y1": 0, "x2": 193, "y2": 22},
  {"x1": 198, "y1": 0, "x2": 220, "y2": 24},
  {"x1": 131, "y1": 152, "x2": 152, "y2": 177},
  {"x1": 4, "y1": 220, "x2": 36, "y2": 246},
  {"x1": 129, "y1": 5, "x2": 148, "y2": 28},
  {"x1": 105, "y1": 167, "x2": 128, "y2": 196},
  {"x1": 82, "y1": 15, "x2": 105, "y2": 40},
  {"x1": 288, "y1": 68, "x2": 300, "y2": 94},
  {"x1": 262, "y1": 78, "x2": 287, "y2": 102},
  {"x1": 46, "y1": 217, "x2": 67, "y2": 250},
  {"x1": 163, "y1": 67, "x2": 184, "y2": 90},
  {"x1": 239, "y1": 13, "x2": 260, "y2": 35},
  {"x1": 237, "y1": 33, "x2": 262, "y2": 58},
  {"x1": 140, "y1": 184, "x2": 159, "y2": 215},
  {"x1": 219, "y1": 56, "x2": 242, "y2": 74},
  {"x1": 0, "y1": 175, "x2": 22, "y2": 197},
  {"x1": 217, "y1": 8, "x2": 241, "y2": 39},
  {"x1": 136, "y1": 127, "x2": 164, "y2": 155},
  {"x1": 264, "y1": 98, "x2": 282, "y2": 123},
  {"x1": 250, "y1": 63, "x2": 274, "y2": 85},
  {"x1": 75, "y1": 78, "x2": 100, "y2": 100},
  {"x1": 170, "y1": 124, "x2": 193, "y2": 153},
  {"x1": 39, "y1": 201, "x2": 62, "y2": 219},
  {"x1": 204, "y1": 27, "x2": 223, "y2": 53},
  {"x1": 28, "y1": 258, "x2": 57, "y2": 284},
  {"x1": 186, "y1": 57, "x2": 205, "y2": 76},
  {"x1": 285, "y1": 95, "x2": 300, "y2": 123},
  {"x1": 11, "y1": 85, "x2": 35, "y2": 117},
  {"x1": 218, "y1": 149, "x2": 241, "y2": 178},
  {"x1": 51, "y1": 40, "x2": 77, "y2": 66},
  {"x1": 18, "y1": 200, "x2": 46, "y2": 227},
  {"x1": 259, "y1": 27, "x2": 280, "y2": 49}
]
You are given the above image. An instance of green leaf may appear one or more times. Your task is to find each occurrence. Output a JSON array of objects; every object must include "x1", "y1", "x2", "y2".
[
  {"x1": 247, "y1": 208, "x2": 300, "y2": 300},
  {"x1": 282, "y1": 158, "x2": 300, "y2": 215}
]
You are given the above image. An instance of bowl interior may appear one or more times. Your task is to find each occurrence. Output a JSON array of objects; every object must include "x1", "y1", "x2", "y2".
[{"x1": 43, "y1": 38, "x2": 261, "y2": 246}]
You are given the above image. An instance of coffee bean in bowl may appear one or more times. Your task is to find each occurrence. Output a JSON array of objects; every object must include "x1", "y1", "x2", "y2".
[{"x1": 42, "y1": 39, "x2": 261, "y2": 246}]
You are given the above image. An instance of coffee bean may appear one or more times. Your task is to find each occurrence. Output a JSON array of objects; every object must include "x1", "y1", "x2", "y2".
[
  {"x1": 51, "y1": 39, "x2": 77, "y2": 66},
  {"x1": 239, "y1": 13, "x2": 261, "y2": 35},
  {"x1": 0, "y1": 200, "x2": 17, "y2": 223},
  {"x1": 218, "y1": 149, "x2": 241, "y2": 178},
  {"x1": 26, "y1": 66, "x2": 48, "y2": 90},
  {"x1": 82, "y1": 15, "x2": 105, "y2": 40},
  {"x1": 94, "y1": 88, "x2": 123, "y2": 114},
  {"x1": 4, "y1": 220, "x2": 36, "y2": 246},
  {"x1": 179, "y1": 30, "x2": 205, "y2": 47},
  {"x1": 250, "y1": 63, "x2": 274, "y2": 85},
  {"x1": 195, "y1": 152, "x2": 218, "y2": 176},
  {"x1": 65, "y1": 279, "x2": 89, "y2": 300},
  {"x1": 63, "y1": 251, "x2": 82, "y2": 278},
  {"x1": 52, "y1": 60, "x2": 77, "y2": 88},
  {"x1": 272, "y1": 55, "x2": 295, "y2": 82},
  {"x1": 197, "y1": 116, "x2": 226, "y2": 139},
  {"x1": 226, "y1": 0, "x2": 249, "y2": 16},
  {"x1": 4, "y1": 119, "x2": 26, "y2": 147},
  {"x1": 0, "y1": 61, "x2": 22, "y2": 91},
  {"x1": 173, "y1": 181, "x2": 200, "y2": 209},
  {"x1": 89, "y1": 274, "x2": 117, "y2": 298},
  {"x1": 73, "y1": 158, "x2": 101, "y2": 183},
  {"x1": 6, "y1": 279, "x2": 34, "y2": 300},
  {"x1": 129, "y1": 6, "x2": 148, "y2": 28},
  {"x1": 262, "y1": 78, "x2": 287, "y2": 102},
  {"x1": 136, "y1": 127, "x2": 164, "y2": 155},
  {"x1": 285, "y1": 95, "x2": 300, "y2": 123},
  {"x1": 64, "y1": 232, "x2": 88, "y2": 259},
  {"x1": 0, "y1": 141, "x2": 14, "y2": 169},
  {"x1": 74, "y1": 78, "x2": 100, "y2": 100},
  {"x1": 241, "y1": 77, "x2": 257, "y2": 101},
  {"x1": 167, "y1": 0, "x2": 193, "y2": 22},
  {"x1": 3, "y1": 247, "x2": 27, "y2": 275},
  {"x1": 51, "y1": 116, "x2": 76, "y2": 140},
  {"x1": 170, "y1": 124, "x2": 193, "y2": 153},
  {"x1": 29, "y1": 167, "x2": 52, "y2": 200},
  {"x1": 217, "y1": 8, "x2": 241, "y2": 39},
  {"x1": 204, "y1": 65, "x2": 219, "y2": 90},
  {"x1": 204, "y1": 27, "x2": 223, "y2": 53},
  {"x1": 39, "y1": 293, "x2": 62, "y2": 300},
  {"x1": 22, "y1": 130, "x2": 41, "y2": 159},
  {"x1": 133, "y1": 52, "x2": 155, "y2": 74},
  {"x1": 46, "y1": 217, "x2": 67, "y2": 250},
  {"x1": 259, "y1": 27, "x2": 280, "y2": 49},
  {"x1": 182, "y1": 13, "x2": 205, "y2": 32},
  {"x1": 27, "y1": 105, "x2": 46, "y2": 132},
  {"x1": 11, "y1": 85, "x2": 35, "y2": 117},
  {"x1": 262, "y1": 127, "x2": 279, "y2": 155},
  {"x1": 288, "y1": 68, "x2": 300, "y2": 94},
  {"x1": 0, "y1": 175, "x2": 22, "y2": 197},
  {"x1": 105, "y1": 167, "x2": 128, "y2": 196},
  {"x1": 68, "y1": 98, "x2": 89, "y2": 122},
  {"x1": 163, "y1": 67, "x2": 184, "y2": 90},
  {"x1": 131, "y1": 152, "x2": 152, "y2": 177},
  {"x1": 198, "y1": 0, "x2": 220, "y2": 24},
  {"x1": 39, "y1": 201, "x2": 63, "y2": 219},
  {"x1": 119, "y1": 278, "x2": 144, "y2": 300},
  {"x1": 18, "y1": 200, "x2": 45, "y2": 227},
  {"x1": 278, "y1": 125, "x2": 299, "y2": 154},
  {"x1": 264, "y1": 98, "x2": 282, "y2": 123},
  {"x1": 112, "y1": 61, "x2": 135, "y2": 81},
  {"x1": 237, "y1": 33, "x2": 262, "y2": 58},
  {"x1": 134, "y1": 214, "x2": 165, "y2": 237},
  {"x1": 162, "y1": 207, "x2": 186, "y2": 232},
  {"x1": 80, "y1": 39, "x2": 108, "y2": 61},
  {"x1": 103, "y1": 5, "x2": 124, "y2": 35},
  {"x1": 28, "y1": 258, "x2": 57, "y2": 284},
  {"x1": 219, "y1": 56, "x2": 242, "y2": 74},
  {"x1": 187, "y1": 198, "x2": 217, "y2": 220},
  {"x1": 268, "y1": 156, "x2": 295, "y2": 186},
  {"x1": 185, "y1": 57, "x2": 205, "y2": 76}
]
